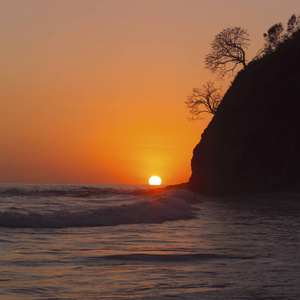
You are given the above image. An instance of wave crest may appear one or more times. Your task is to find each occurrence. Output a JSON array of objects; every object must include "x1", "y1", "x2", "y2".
[
  {"x1": 0, "y1": 194, "x2": 199, "y2": 228},
  {"x1": 0, "y1": 185, "x2": 140, "y2": 198}
]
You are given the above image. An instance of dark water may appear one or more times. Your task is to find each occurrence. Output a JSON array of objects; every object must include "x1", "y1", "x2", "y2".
[{"x1": 0, "y1": 184, "x2": 299, "y2": 299}]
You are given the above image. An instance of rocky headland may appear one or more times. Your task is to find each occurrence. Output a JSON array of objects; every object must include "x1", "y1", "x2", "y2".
[{"x1": 188, "y1": 30, "x2": 300, "y2": 195}]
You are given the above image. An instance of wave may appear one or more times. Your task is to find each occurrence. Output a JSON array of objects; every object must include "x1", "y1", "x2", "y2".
[
  {"x1": 0, "y1": 185, "x2": 144, "y2": 198},
  {"x1": 0, "y1": 193, "x2": 199, "y2": 228}
]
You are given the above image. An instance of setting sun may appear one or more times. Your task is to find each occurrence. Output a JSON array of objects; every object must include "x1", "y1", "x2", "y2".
[{"x1": 149, "y1": 176, "x2": 162, "y2": 186}]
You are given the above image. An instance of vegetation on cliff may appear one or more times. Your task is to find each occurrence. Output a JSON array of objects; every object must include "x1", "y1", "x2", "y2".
[{"x1": 189, "y1": 25, "x2": 300, "y2": 195}]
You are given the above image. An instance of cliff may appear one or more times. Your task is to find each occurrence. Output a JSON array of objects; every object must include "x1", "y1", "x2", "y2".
[{"x1": 189, "y1": 30, "x2": 300, "y2": 195}]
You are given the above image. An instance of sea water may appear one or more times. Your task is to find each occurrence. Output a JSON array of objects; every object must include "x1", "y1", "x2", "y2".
[{"x1": 0, "y1": 183, "x2": 299, "y2": 299}]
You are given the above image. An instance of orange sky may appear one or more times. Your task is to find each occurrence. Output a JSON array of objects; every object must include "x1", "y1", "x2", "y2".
[{"x1": 0, "y1": 0, "x2": 299, "y2": 185}]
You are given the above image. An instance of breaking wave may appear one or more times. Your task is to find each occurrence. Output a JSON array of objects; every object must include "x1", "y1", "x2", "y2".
[
  {"x1": 0, "y1": 184, "x2": 147, "y2": 198},
  {"x1": 0, "y1": 189, "x2": 200, "y2": 228}
]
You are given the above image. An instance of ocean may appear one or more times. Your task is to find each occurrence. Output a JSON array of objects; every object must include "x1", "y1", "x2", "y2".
[{"x1": 0, "y1": 183, "x2": 299, "y2": 299}]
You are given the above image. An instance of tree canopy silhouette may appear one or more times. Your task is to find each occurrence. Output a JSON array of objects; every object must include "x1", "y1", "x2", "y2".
[
  {"x1": 261, "y1": 14, "x2": 300, "y2": 55},
  {"x1": 262, "y1": 23, "x2": 284, "y2": 54},
  {"x1": 286, "y1": 14, "x2": 300, "y2": 37},
  {"x1": 205, "y1": 27, "x2": 250, "y2": 79},
  {"x1": 185, "y1": 81, "x2": 223, "y2": 120}
]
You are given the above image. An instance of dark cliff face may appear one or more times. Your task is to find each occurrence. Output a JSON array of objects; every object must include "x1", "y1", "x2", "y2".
[{"x1": 189, "y1": 30, "x2": 300, "y2": 195}]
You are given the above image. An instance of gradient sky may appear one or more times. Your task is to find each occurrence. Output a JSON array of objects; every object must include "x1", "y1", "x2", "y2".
[{"x1": 1, "y1": 0, "x2": 299, "y2": 185}]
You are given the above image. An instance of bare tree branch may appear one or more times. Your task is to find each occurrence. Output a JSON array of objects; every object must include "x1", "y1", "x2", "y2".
[
  {"x1": 186, "y1": 81, "x2": 223, "y2": 120},
  {"x1": 205, "y1": 27, "x2": 250, "y2": 79}
]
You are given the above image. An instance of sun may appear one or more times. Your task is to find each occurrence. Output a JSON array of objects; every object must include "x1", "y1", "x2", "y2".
[{"x1": 149, "y1": 176, "x2": 162, "y2": 186}]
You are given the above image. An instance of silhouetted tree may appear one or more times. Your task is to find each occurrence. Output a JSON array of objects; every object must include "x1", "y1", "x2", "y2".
[
  {"x1": 261, "y1": 14, "x2": 300, "y2": 55},
  {"x1": 263, "y1": 23, "x2": 284, "y2": 54},
  {"x1": 186, "y1": 81, "x2": 223, "y2": 120},
  {"x1": 286, "y1": 14, "x2": 300, "y2": 36},
  {"x1": 205, "y1": 27, "x2": 250, "y2": 79}
]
